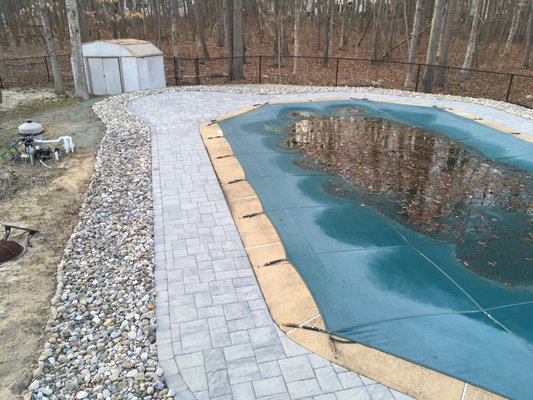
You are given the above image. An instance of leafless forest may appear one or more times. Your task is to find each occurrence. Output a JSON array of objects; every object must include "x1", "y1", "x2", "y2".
[{"x1": 0, "y1": 0, "x2": 532, "y2": 99}]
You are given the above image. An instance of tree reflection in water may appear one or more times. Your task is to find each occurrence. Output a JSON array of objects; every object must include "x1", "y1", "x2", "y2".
[{"x1": 288, "y1": 115, "x2": 532, "y2": 286}]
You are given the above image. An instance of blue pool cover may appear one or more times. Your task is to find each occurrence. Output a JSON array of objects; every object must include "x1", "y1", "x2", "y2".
[{"x1": 217, "y1": 100, "x2": 533, "y2": 399}]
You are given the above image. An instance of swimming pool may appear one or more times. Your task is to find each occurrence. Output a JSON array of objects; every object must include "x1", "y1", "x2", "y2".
[{"x1": 216, "y1": 99, "x2": 533, "y2": 399}]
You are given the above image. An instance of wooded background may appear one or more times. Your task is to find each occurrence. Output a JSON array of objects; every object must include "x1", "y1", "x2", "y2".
[{"x1": 0, "y1": 0, "x2": 532, "y2": 100}]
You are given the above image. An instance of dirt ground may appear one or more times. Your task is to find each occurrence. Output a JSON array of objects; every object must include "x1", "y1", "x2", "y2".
[
  {"x1": 0, "y1": 89, "x2": 58, "y2": 113},
  {"x1": 0, "y1": 92, "x2": 104, "y2": 399}
]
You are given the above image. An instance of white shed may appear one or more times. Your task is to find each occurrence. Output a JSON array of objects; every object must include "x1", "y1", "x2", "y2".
[{"x1": 81, "y1": 39, "x2": 166, "y2": 95}]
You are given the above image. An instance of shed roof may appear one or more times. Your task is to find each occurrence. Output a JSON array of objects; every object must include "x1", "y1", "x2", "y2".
[{"x1": 82, "y1": 39, "x2": 163, "y2": 57}]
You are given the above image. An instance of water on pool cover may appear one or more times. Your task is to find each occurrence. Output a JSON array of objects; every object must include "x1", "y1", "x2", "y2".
[{"x1": 217, "y1": 100, "x2": 533, "y2": 399}]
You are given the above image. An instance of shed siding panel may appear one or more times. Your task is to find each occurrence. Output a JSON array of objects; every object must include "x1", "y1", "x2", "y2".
[
  {"x1": 146, "y1": 56, "x2": 166, "y2": 89},
  {"x1": 138, "y1": 58, "x2": 150, "y2": 90},
  {"x1": 122, "y1": 57, "x2": 140, "y2": 92}
]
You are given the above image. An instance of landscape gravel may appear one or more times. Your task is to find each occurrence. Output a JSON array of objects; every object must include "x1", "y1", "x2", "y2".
[{"x1": 28, "y1": 84, "x2": 532, "y2": 400}]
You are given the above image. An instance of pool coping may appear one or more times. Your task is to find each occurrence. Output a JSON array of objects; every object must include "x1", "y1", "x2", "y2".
[{"x1": 201, "y1": 97, "x2": 518, "y2": 400}]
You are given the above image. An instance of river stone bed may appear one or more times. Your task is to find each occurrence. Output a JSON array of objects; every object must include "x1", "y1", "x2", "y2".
[{"x1": 28, "y1": 85, "x2": 532, "y2": 399}]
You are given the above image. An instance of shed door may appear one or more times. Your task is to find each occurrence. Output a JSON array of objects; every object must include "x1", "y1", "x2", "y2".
[
  {"x1": 102, "y1": 58, "x2": 122, "y2": 94},
  {"x1": 87, "y1": 57, "x2": 123, "y2": 95},
  {"x1": 87, "y1": 58, "x2": 106, "y2": 95}
]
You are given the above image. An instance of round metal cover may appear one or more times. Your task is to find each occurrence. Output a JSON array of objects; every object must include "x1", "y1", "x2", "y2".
[
  {"x1": 0, "y1": 241, "x2": 26, "y2": 264},
  {"x1": 18, "y1": 119, "x2": 44, "y2": 135}
]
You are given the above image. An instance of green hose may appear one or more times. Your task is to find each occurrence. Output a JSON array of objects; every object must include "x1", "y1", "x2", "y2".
[{"x1": 0, "y1": 140, "x2": 21, "y2": 159}]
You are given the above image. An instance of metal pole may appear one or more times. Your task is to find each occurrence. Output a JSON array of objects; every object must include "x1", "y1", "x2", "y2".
[
  {"x1": 194, "y1": 58, "x2": 200, "y2": 85},
  {"x1": 174, "y1": 57, "x2": 178, "y2": 85},
  {"x1": 335, "y1": 58, "x2": 340, "y2": 86},
  {"x1": 44, "y1": 57, "x2": 50, "y2": 82},
  {"x1": 414, "y1": 63, "x2": 422, "y2": 92},
  {"x1": 505, "y1": 74, "x2": 514, "y2": 103},
  {"x1": 258, "y1": 56, "x2": 262, "y2": 84}
]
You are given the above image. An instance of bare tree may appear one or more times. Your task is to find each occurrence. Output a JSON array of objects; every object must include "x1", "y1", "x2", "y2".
[
  {"x1": 338, "y1": 0, "x2": 348, "y2": 50},
  {"x1": 154, "y1": 0, "x2": 162, "y2": 47},
  {"x1": 293, "y1": 0, "x2": 303, "y2": 74},
  {"x1": 65, "y1": 0, "x2": 89, "y2": 99},
  {"x1": 404, "y1": 0, "x2": 425, "y2": 89},
  {"x1": 0, "y1": 8, "x2": 10, "y2": 47},
  {"x1": 223, "y1": 0, "x2": 234, "y2": 77},
  {"x1": 272, "y1": 0, "x2": 289, "y2": 66},
  {"x1": 422, "y1": 0, "x2": 446, "y2": 92},
  {"x1": 77, "y1": 0, "x2": 88, "y2": 42},
  {"x1": 435, "y1": 0, "x2": 458, "y2": 86},
  {"x1": 523, "y1": 0, "x2": 533, "y2": 68},
  {"x1": 322, "y1": 0, "x2": 335, "y2": 66},
  {"x1": 170, "y1": 0, "x2": 181, "y2": 79},
  {"x1": 39, "y1": 0, "x2": 65, "y2": 95},
  {"x1": 461, "y1": 0, "x2": 483, "y2": 72},
  {"x1": 170, "y1": 0, "x2": 180, "y2": 59},
  {"x1": 231, "y1": 0, "x2": 244, "y2": 79},
  {"x1": 192, "y1": 0, "x2": 210, "y2": 58},
  {"x1": 502, "y1": 0, "x2": 526, "y2": 57},
  {"x1": 370, "y1": 0, "x2": 380, "y2": 62}
]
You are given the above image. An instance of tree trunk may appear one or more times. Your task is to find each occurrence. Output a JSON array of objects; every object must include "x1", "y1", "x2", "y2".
[
  {"x1": 293, "y1": 0, "x2": 302, "y2": 74},
  {"x1": 339, "y1": 0, "x2": 347, "y2": 49},
  {"x1": 193, "y1": 0, "x2": 210, "y2": 58},
  {"x1": 316, "y1": 1, "x2": 324, "y2": 50},
  {"x1": 55, "y1": 1, "x2": 67, "y2": 47},
  {"x1": 185, "y1": 0, "x2": 197, "y2": 40},
  {"x1": 0, "y1": 11, "x2": 11, "y2": 47},
  {"x1": 371, "y1": 0, "x2": 382, "y2": 62},
  {"x1": 231, "y1": 0, "x2": 244, "y2": 79},
  {"x1": 4, "y1": 0, "x2": 21, "y2": 47},
  {"x1": 404, "y1": 0, "x2": 424, "y2": 89},
  {"x1": 39, "y1": 0, "x2": 65, "y2": 95},
  {"x1": 77, "y1": 0, "x2": 88, "y2": 42},
  {"x1": 223, "y1": 0, "x2": 234, "y2": 78},
  {"x1": 322, "y1": 0, "x2": 334, "y2": 66},
  {"x1": 435, "y1": 0, "x2": 458, "y2": 85},
  {"x1": 273, "y1": 0, "x2": 281, "y2": 66},
  {"x1": 170, "y1": 0, "x2": 180, "y2": 78},
  {"x1": 154, "y1": 0, "x2": 162, "y2": 48},
  {"x1": 422, "y1": 0, "x2": 446, "y2": 93},
  {"x1": 170, "y1": 0, "x2": 180, "y2": 58},
  {"x1": 502, "y1": 0, "x2": 525, "y2": 57},
  {"x1": 65, "y1": 0, "x2": 89, "y2": 99},
  {"x1": 461, "y1": 0, "x2": 482, "y2": 72},
  {"x1": 523, "y1": 0, "x2": 533, "y2": 68}
]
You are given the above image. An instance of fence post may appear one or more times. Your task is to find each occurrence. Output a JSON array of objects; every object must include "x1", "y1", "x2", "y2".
[
  {"x1": 44, "y1": 57, "x2": 51, "y2": 82},
  {"x1": 505, "y1": 74, "x2": 514, "y2": 103},
  {"x1": 174, "y1": 57, "x2": 178, "y2": 85},
  {"x1": 414, "y1": 63, "x2": 422, "y2": 92},
  {"x1": 194, "y1": 58, "x2": 200, "y2": 85},
  {"x1": 258, "y1": 56, "x2": 262, "y2": 84},
  {"x1": 335, "y1": 58, "x2": 340, "y2": 86}
]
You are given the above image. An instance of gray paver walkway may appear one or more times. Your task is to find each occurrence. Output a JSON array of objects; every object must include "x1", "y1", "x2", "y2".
[{"x1": 128, "y1": 89, "x2": 531, "y2": 400}]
